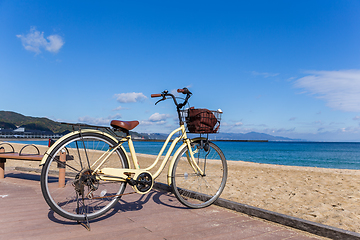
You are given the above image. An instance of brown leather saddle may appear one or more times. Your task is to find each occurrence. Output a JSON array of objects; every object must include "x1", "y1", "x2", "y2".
[{"x1": 110, "y1": 120, "x2": 139, "y2": 133}]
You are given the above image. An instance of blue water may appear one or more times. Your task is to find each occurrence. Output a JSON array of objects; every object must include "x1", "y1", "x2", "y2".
[
  {"x1": 215, "y1": 141, "x2": 360, "y2": 170},
  {"x1": 6, "y1": 140, "x2": 360, "y2": 170}
]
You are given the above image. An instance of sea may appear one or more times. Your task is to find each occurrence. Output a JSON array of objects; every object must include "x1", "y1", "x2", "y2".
[{"x1": 5, "y1": 140, "x2": 360, "y2": 170}]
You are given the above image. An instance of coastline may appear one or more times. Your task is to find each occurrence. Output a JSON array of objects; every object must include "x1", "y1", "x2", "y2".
[
  {"x1": 1, "y1": 138, "x2": 269, "y2": 142},
  {"x1": 1, "y1": 142, "x2": 360, "y2": 233}
]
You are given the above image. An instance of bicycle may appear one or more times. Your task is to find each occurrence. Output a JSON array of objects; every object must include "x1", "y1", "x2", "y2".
[{"x1": 40, "y1": 88, "x2": 227, "y2": 223}]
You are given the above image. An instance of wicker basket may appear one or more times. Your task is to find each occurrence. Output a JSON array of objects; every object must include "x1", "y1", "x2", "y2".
[{"x1": 180, "y1": 108, "x2": 222, "y2": 133}]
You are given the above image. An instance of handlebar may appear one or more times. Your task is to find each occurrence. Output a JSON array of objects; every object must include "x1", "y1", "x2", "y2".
[
  {"x1": 177, "y1": 88, "x2": 191, "y2": 94},
  {"x1": 151, "y1": 87, "x2": 192, "y2": 125},
  {"x1": 151, "y1": 94, "x2": 162, "y2": 98},
  {"x1": 151, "y1": 87, "x2": 192, "y2": 110}
]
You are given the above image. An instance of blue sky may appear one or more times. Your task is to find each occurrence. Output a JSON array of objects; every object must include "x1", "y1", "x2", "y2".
[{"x1": 1, "y1": 1, "x2": 360, "y2": 141}]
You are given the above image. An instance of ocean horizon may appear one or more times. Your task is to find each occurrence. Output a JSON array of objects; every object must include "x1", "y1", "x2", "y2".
[{"x1": 3, "y1": 139, "x2": 360, "y2": 170}]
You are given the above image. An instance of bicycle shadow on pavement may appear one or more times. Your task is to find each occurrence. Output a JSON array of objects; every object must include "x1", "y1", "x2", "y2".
[
  {"x1": 116, "y1": 188, "x2": 188, "y2": 212},
  {"x1": 47, "y1": 188, "x2": 188, "y2": 228},
  {"x1": 5, "y1": 172, "x2": 58, "y2": 182}
]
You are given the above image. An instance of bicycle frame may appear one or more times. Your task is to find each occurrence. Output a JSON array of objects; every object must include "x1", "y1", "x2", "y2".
[
  {"x1": 39, "y1": 88, "x2": 227, "y2": 224},
  {"x1": 40, "y1": 124, "x2": 206, "y2": 194}
]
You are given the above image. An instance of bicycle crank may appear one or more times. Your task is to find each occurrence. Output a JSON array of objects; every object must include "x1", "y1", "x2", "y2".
[{"x1": 126, "y1": 172, "x2": 154, "y2": 194}]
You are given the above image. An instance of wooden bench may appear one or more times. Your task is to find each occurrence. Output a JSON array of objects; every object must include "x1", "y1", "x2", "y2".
[{"x1": 0, "y1": 143, "x2": 67, "y2": 188}]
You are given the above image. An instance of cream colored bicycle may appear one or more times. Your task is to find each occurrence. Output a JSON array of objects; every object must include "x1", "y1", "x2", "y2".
[{"x1": 40, "y1": 88, "x2": 227, "y2": 222}]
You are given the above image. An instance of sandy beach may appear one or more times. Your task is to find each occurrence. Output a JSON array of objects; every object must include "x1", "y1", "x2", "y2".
[{"x1": 1, "y1": 142, "x2": 360, "y2": 233}]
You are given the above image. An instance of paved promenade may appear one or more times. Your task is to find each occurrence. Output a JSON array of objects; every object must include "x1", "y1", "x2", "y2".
[{"x1": 0, "y1": 170, "x2": 326, "y2": 240}]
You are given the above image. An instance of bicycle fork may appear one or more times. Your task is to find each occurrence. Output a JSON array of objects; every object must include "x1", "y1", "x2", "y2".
[{"x1": 185, "y1": 139, "x2": 205, "y2": 176}]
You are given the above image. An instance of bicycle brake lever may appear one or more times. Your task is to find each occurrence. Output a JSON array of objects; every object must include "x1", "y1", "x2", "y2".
[
  {"x1": 155, "y1": 97, "x2": 166, "y2": 105},
  {"x1": 155, "y1": 91, "x2": 168, "y2": 105}
]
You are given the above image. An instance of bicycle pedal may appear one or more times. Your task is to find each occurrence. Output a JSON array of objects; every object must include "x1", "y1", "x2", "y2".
[{"x1": 126, "y1": 177, "x2": 137, "y2": 186}]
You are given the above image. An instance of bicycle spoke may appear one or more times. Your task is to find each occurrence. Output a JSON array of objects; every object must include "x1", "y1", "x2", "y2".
[{"x1": 52, "y1": 157, "x2": 81, "y2": 173}]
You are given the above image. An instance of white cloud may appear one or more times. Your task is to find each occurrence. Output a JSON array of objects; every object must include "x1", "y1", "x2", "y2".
[
  {"x1": 139, "y1": 113, "x2": 171, "y2": 126},
  {"x1": 252, "y1": 71, "x2": 279, "y2": 78},
  {"x1": 219, "y1": 121, "x2": 243, "y2": 132},
  {"x1": 114, "y1": 92, "x2": 147, "y2": 103},
  {"x1": 148, "y1": 113, "x2": 170, "y2": 122},
  {"x1": 113, "y1": 106, "x2": 127, "y2": 111},
  {"x1": 313, "y1": 120, "x2": 324, "y2": 125},
  {"x1": 45, "y1": 35, "x2": 64, "y2": 53},
  {"x1": 78, "y1": 114, "x2": 121, "y2": 126},
  {"x1": 265, "y1": 127, "x2": 296, "y2": 134},
  {"x1": 140, "y1": 120, "x2": 167, "y2": 125},
  {"x1": 17, "y1": 27, "x2": 64, "y2": 54},
  {"x1": 294, "y1": 70, "x2": 360, "y2": 112},
  {"x1": 234, "y1": 122, "x2": 243, "y2": 126}
]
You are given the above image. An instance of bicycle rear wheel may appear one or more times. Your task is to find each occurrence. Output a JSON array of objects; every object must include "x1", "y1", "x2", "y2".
[
  {"x1": 171, "y1": 140, "x2": 227, "y2": 208},
  {"x1": 41, "y1": 131, "x2": 128, "y2": 221}
]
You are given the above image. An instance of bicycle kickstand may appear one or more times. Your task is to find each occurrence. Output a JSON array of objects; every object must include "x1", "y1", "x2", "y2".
[
  {"x1": 76, "y1": 194, "x2": 91, "y2": 231},
  {"x1": 77, "y1": 213, "x2": 91, "y2": 231}
]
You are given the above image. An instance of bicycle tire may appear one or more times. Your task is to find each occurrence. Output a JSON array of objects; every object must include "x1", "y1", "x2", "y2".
[
  {"x1": 171, "y1": 140, "x2": 227, "y2": 208},
  {"x1": 41, "y1": 131, "x2": 128, "y2": 221}
]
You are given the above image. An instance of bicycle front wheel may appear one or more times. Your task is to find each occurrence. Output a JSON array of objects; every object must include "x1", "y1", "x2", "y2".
[
  {"x1": 41, "y1": 131, "x2": 129, "y2": 221},
  {"x1": 171, "y1": 140, "x2": 227, "y2": 208}
]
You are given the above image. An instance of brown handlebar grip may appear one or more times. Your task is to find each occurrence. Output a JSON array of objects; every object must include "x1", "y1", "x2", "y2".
[
  {"x1": 177, "y1": 89, "x2": 184, "y2": 93},
  {"x1": 151, "y1": 94, "x2": 162, "y2": 98}
]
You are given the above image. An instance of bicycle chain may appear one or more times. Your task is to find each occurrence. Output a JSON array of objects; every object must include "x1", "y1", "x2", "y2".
[{"x1": 89, "y1": 191, "x2": 136, "y2": 200}]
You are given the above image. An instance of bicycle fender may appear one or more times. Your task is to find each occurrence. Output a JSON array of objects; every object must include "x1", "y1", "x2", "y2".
[
  {"x1": 39, "y1": 129, "x2": 130, "y2": 167},
  {"x1": 166, "y1": 137, "x2": 206, "y2": 185}
]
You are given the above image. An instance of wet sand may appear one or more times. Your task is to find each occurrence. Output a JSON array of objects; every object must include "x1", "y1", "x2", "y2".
[{"x1": 2, "y1": 142, "x2": 360, "y2": 233}]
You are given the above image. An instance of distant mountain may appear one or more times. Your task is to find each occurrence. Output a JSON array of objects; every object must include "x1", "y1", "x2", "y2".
[
  {"x1": 0, "y1": 111, "x2": 72, "y2": 134},
  {"x1": 140, "y1": 133, "x2": 170, "y2": 140},
  {"x1": 210, "y1": 132, "x2": 301, "y2": 141},
  {"x1": 137, "y1": 131, "x2": 300, "y2": 141},
  {"x1": 0, "y1": 121, "x2": 17, "y2": 129},
  {"x1": 0, "y1": 111, "x2": 300, "y2": 141}
]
